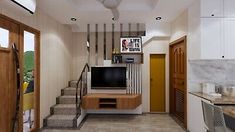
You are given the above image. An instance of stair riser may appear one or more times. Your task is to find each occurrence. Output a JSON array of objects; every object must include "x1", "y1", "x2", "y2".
[
  {"x1": 51, "y1": 108, "x2": 77, "y2": 115},
  {"x1": 69, "y1": 81, "x2": 77, "y2": 88},
  {"x1": 62, "y1": 90, "x2": 77, "y2": 96},
  {"x1": 56, "y1": 97, "x2": 77, "y2": 104},
  {"x1": 46, "y1": 119, "x2": 76, "y2": 128}
]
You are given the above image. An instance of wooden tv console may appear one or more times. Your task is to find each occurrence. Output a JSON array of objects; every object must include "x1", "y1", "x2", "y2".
[{"x1": 82, "y1": 93, "x2": 141, "y2": 110}]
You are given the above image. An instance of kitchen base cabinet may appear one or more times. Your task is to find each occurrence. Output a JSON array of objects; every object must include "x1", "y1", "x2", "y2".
[{"x1": 188, "y1": 93, "x2": 211, "y2": 132}]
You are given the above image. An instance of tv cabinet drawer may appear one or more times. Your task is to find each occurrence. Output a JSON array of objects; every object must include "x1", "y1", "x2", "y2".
[
  {"x1": 82, "y1": 98, "x2": 99, "y2": 109},
  {"x1": 82, "y1": 94, "x2": 141, "y2": 110}
]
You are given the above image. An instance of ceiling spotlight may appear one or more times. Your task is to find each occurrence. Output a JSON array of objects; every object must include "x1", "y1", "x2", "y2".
[
  {"x1": 71, "y1": 17, "x2": 77, "y2": 21},
  {"x1": 156, "y1": 17, "x2": 162, "y2": 20}
]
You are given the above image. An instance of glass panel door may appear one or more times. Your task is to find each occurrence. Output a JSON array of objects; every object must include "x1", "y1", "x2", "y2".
[{"x1": 23, "y1": 31, "x2": 35, "y2": 131}]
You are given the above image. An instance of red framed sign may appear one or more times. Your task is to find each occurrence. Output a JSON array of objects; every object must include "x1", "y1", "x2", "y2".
[{"x1": 120, "y1": 37, "x2": 142, "y2": 53}]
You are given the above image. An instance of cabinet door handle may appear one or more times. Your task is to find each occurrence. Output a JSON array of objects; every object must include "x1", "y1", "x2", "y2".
[
  {"x1": 222, "y1": 56, "x2": 225, "y2": 58},
  {"x1": 211, "y1": 14, "x2": 215, "y2": 17}
]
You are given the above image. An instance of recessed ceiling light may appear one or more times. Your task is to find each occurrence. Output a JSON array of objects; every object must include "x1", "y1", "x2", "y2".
[
  {"x1": 71, "y1": 17, "x2": 77, "y2": 21},
  {"x1": 156, "y1": 17, "x2": 162, "y2": 20}
]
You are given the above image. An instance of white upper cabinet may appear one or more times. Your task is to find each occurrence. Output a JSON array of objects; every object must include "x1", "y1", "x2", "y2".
[
  {"x1": 201, "y1": 0, "x2": 224, "y2": 17},
  {"x1": 224, "y1": 0, "x2": 235, "y2": 17},
  {"x1": 189, "y1": 0, "x2": 235, "y2": 59},
  {"x1": 224, "y1": 18, "x2": 235, "y2": 59},
  {"x1": 201, "y1": 18, "x2": 224, "y2": 59}
]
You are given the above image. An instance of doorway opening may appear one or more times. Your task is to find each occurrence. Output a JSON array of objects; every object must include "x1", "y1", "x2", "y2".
[
  {"x1": 150, "y1": 54, "x2": 166, "y2": 113},
  {"x1": 21, "y1": 26, "x2": 40, "y2": 132}
]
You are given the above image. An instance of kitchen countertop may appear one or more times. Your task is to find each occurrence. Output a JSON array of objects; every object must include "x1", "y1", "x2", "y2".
[
  {"x1": 189, "y1": 92, "x2": 235, "y2": 105},
  {"x1": 222, "y1": 106, "x2": 235, "y2": 131},
  {"x1": 222, "y1": 106, "x2": 235, "y2": 119}
]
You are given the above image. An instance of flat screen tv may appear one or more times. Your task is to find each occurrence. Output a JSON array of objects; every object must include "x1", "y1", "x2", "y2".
[{"x1": 91, "y1": 67, "x2": 127, "y2": 89}]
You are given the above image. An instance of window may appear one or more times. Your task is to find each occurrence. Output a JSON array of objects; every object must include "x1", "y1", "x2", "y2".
[
  {"x1": 24, "y1": 31, "x2": 35, "y2": 52},
  {"x1": 0, "y1": 28, "x2": 9, "y2": 48}
]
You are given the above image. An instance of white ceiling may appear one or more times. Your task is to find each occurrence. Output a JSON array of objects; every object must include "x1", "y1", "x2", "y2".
[
  {"x1": 36, "y1": 0, "x2": 195, "y2": 24},
  {"x1": 0, "y1": 0, "x2": 196, "y2": 32}
]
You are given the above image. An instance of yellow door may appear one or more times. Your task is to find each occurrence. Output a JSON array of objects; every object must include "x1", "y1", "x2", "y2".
[{"x1": 150, "y1": 54, "x2": 165, "y2": 112}]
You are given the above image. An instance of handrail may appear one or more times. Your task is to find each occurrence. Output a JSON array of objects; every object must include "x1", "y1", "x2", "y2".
[{"x1": 76, "y1": 63, "x2": 89, "y2": 117}]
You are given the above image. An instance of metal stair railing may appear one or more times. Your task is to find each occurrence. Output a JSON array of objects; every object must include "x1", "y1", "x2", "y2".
[{"x1": 76, "y1": 63, "x2": 89, "y2": 117}]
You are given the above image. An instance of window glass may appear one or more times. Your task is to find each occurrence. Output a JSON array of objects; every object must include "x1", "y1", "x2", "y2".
[
  {"x1": 23, "y1": 31, "x2": 35, "y2": 130},
  {"x1": 24, "y1": 31, "x2": 35, "y2": 52},
  {"x1": 0, "y1": 28, "x2": 9, "y2": 48}
]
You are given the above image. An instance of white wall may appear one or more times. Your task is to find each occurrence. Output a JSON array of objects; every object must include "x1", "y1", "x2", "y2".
[
  {"x1": 188, "y1": 0, "x2": 201, "y2": 60},
  {"x1": 142, "y1": 37, "x2": 170, "y2": 112},
  {"x1": 170, "y1": 10, "x2": 188, "y2": 42},
  {"x1": 0, "y1": 5, "x2": 73, "y2": 127},
  {"x1": 143, "y1": 22, "x2": 171, "y2": 44}
]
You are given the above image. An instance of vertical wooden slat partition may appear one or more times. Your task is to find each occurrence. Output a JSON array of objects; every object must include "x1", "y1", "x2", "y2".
[
  {"x1": 87, "y1": 24, "x2": 90, "y2": 66},
  {"x1": 137, "y1": 23, "x2": 140, "y2": 36},
  {"x1": 87, "y1": 24, "x2": 90, "y2": 44},
  {"x1": 103, "y1": 24, "x2": 106, "y2": 60},
  {"x1": 128, "y1": 23, "x2": 131, "y2": 36},
  {"x1": 95, "y1": 24, "x2": 98, "y2": 65},
  {"x1": 112, "y1": 24, "x2": 115, "y2": 51},
  {"x1": 126, "y1": 64, "x2": 142, "y2": 94},
  {"x1": 120, "y1": 23, "x2": 123, "y2": 37}
]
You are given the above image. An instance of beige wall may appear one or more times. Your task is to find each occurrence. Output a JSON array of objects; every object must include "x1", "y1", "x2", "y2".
[
  {"x1": 0, "y1": 7, "x2": 73, "y2": 127},
  {"x1": 142, "y1": 37, "x2": 170, "y2": 112},
  {"x1": 170, "y1": 10, "x2": 188, "y2": 42},
  {"x1": 71, "y1": 31, "x2": 136, "y2": 80}
]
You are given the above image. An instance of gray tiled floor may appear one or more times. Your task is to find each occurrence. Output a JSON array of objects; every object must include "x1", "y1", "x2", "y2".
[{"x1": 42, "y1": 114, "x2": 185, "y2": 132}]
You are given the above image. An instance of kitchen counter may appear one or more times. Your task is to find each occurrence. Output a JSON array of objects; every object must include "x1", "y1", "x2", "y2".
[
  {"x1": 222, "y1": 106, "x2": 235, "y2": 131},
  {"x1": 189, "y1": 92, "x2": 235, "y2": 105},
  {"x1": 222, "y1": 106, "x2": 235, "y2": 119}
]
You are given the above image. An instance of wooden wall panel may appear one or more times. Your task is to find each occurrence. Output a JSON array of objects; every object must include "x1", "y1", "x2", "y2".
[
  {"x1": 0, "y1": 15, "x2": 20, "y2": 131},
  {"x1": 0, "y1": 51, "x2": 10, "y2": 132}
]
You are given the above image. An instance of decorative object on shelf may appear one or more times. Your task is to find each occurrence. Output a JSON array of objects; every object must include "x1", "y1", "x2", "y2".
[
  {"x1": 125, "y1": 57, "x2": 134, "y2": 63},
  {"x1": 120, "y1": 37, "x2": 142, "y2": 53},
  {"x1": 112, "y1": 54, "x2": 122, "y2": 64}
]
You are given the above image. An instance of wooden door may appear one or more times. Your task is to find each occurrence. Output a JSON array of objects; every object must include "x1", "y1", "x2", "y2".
[
  {"x1": 0, "y1": 16, "x2": 21, "y2": 132},
  {"x1": 170, "y1": 36, "x2": 187, "y2": 128},
  {"x1": 150, "y1": 54, "x2": 165, "y2": 112}
]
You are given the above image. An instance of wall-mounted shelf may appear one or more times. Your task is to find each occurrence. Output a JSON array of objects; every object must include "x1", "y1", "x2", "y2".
[{"x1": 112, "y1": 53, "x2": 143, "y2": 64}]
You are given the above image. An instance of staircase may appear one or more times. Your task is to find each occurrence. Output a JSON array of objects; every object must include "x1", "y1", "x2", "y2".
[
  {"x1": 43, "y1": 81, "x2": 80, "y2": 128},
  {"x1": 43, "y1": 63, "x2": 89, "y2": 128}
]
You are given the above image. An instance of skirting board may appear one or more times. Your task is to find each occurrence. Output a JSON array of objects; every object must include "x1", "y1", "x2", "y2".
[
  {"x1": 85, "y1": 105, "x2": 142, "y2": 115},
  {"x1": 77, "y1": 109, "x2": 87, "y2": 127}
]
